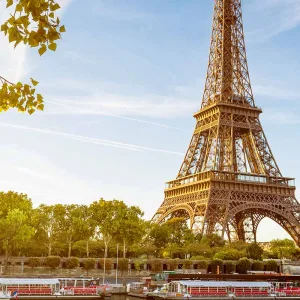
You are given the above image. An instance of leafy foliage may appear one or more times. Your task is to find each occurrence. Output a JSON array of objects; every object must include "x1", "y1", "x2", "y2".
[
  {"x1": 99, "y1": 258, "x2": 113, "y2": 270},
  {"x1": 211, "y1": 259, "x2": 223, "y2": 274},
  {"x1": 118, "y1": 258, "x2": 128, "y2": 272},
  {"x1": 134, "y1": 256, "x2": 147, "y2": 272},
  {"x1": 214, "y1": 249, "x2": 245, "y2": 260},
  {"x1": 45, "y1": 256, "x2": 60, "y2": 270},
  {"x1": 246, "y1": 243, "x2": 264, "y2": 260},
  {"x1": 269, "y1": 239, "x2": 296, "y2": 259},
  {"x1": 0, "y1": 0, "x2": 65, "y2": 113},
  {"x1": 265, "y1": 260, "x2": 278, "y2": 272},
  {"x1": 167, "y1": 259, "x2": 178, "y2": 271},
  {"x1": 252, "y1": 260, "x2": 264, "y2": 271},
  {"x1": 27, "y1": 257, "x2": 41, "y2": 269},
  {"x1": 0, "y1": 77, "x2": 43, "y2": 114},
  {"x1": 225, "y1": 261, "x2": 235, "y2": 274},
  {"x1": 236, "y1": 257, "x2": 251, "y2": 274},
  {"x1": 196, "y1": 260, "x2": 209, "y2": 270},
  {"x1": 82, "y1": 258, "x2": 95, "y2": 275},
  {"x1": 0, "y1": 192, "x2": 34, "y2": 261},
  {"x1": 150, "y1": 259, "x2": 162, "y2": 272},
  {"x1": 65, "y1": 257, "x2": 79, "y2": 269},
  {"x1": 183, "y1": 259, "x2": 192, "y2": 269}
]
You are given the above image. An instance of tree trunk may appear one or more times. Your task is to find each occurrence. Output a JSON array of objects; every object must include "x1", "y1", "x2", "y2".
[
  {"x1": 103, "y1": 240, "x2": 108, "y2": 285},
  {"x1": 4, "y1": 247, "x2": 9, "y2": 270},
  {"x1": 48, "y1": 241, "x2": 52, "y2": 256},
  {"x1": 86, "y1": 240, "x2": 89, "y2": 258},
  {"x1": 123, "y1": 238, "x2": 126, "y2": 258},
  {"x1": 68, "y1": 240, "x2": 72, "y2": 257},
  {"x1": 122, "y1": 238, "x2": 127, "y2": 285}
]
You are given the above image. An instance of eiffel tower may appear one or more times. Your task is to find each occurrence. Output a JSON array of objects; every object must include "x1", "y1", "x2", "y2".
[{"x1": 153, "y1": 0, "x2": 300, "y2": 245}]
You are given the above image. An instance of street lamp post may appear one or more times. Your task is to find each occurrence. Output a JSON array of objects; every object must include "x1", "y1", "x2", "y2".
[
  {"x1": 103, "y1": 248, "x2": 106, "y2": 285},
  {"x1": 21, "y1": 256, "x2": 24, "y2": 274},
  {"x1": 116, "y1": 244, "x2": 119, "y2": 285}
]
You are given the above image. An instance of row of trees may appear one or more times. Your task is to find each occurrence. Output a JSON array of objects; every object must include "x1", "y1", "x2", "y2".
[
  {"x1": 0, "y1": 191, "x2": 299, "y2": 262},
  {"x1": 0, "y1": 191, "x2": 145, "y2": 260}
]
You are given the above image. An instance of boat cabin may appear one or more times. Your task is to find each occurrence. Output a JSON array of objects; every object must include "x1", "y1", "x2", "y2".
[
  {"x1": 0, "y1": 278, "x2": 59, "y2": 296},
  {"x1": 168, "y1": 280, "x2": 271, "y2": 297}
]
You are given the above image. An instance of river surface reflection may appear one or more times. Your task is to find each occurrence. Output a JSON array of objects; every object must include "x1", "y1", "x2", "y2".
[{"x1": 111, "y1": 296, "x2": 137, "y2": 300}]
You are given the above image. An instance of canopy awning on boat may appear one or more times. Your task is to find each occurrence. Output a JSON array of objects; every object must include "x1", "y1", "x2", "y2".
[
  {"x1": 173, "y1": 281, "x2": 271, "y2": 288},
  {"x1": 0, "y1": 278, "x2": 59, "y2": 285}
]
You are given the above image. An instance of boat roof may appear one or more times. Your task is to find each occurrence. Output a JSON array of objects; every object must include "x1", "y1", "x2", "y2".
[
  {"x1": 0, "y1": 278, "x2": 59, "y2": 285},
  {"x1": 172, "y1": 281, "x2": 271, "y2": 288}
]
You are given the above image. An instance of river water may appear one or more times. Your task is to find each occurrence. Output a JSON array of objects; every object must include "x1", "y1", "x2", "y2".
[{"x1": 111, "y1": 296, "x2": 136, "y2": 300}]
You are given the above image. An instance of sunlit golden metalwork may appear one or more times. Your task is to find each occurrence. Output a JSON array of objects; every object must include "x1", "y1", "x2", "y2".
[{"x1": 153, "y1": 0, "x2": 300, "y2": 245}]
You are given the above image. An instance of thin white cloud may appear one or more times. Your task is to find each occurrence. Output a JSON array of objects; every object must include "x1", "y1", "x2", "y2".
[
  {"x1": 0, "y1": 122, "x2": 184, "y2": 156},
  {"x1": 247, "y1": 0, "x2": 300, "y2": 39},
  {"x1": 263, "y1": 109, "x2": 300, "y2": 125},
  {"x1": 44, "y1": 93, "x2": 198, "y2": 119},
  {"x1": 16, "y1": 167, "x2": 52, "y2": 180},
  {"x1": 253, "y1": 84, "x2": 300, "y2": 100},
  {"x1": 47, "y1": 100, "x2": 184, "y2": 130},
  {"x1": 96, "y1": 2, "x2": 153, "y2": 22}
]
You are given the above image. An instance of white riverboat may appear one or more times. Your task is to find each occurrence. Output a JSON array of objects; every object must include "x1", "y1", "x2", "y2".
[
  {"x1": 0, "y1": 278, "x2": 59, "y2": 297},
  {"x1": 150, "y1": 280, "x2": 272, "y2": 299}
]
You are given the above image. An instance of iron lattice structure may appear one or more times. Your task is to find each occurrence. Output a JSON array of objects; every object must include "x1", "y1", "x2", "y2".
[{"x1": 153, "y1": 0, "x2": 300, "y2": 245}]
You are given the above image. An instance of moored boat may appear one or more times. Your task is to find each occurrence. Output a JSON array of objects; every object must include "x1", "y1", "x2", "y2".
[
  {"x1": 150, "y1": 280, "x2": 272, "y2": 299},
  {"x1": 0, "y1": 278, "x2": 110, "y2": 299}
]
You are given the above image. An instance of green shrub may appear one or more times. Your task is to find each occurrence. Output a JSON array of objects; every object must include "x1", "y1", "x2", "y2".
[
  {"x1": 27, "y1": 257, "x2": 41, "y2": 269},
  {"x1": 214, "y1": 249, "x2": 245, "y2": 260},
  {"x1": 66, "y1": 257, "x2": 79, "y2": 269},
  {"x1": 183, "y1": 259, "x2": 192, "y2": 269},
  {"x1": 45, "y1": 256, "x2": 61, "y2": 272},
  {"x1": 265, "y1": 260, "x2": 278, "y2": 272},
  {"x1": 246, "y1": 243, "x2": 264, "y2": 260},
  {"x1": 134, "y1": 256, "x2": 146, "y2": 272},
  {"x1": 82, "y1": 258, "x2": 95, "y2": 275},
  {"x1": 190, "y1": 255, "x2": 205, "y2": 260},
  {"x1": 225, "y1": 261, "x2": 235, "y2": 274},
  {"x1": 99, "y1": 258, "x2": 113, "y2": 270},
  {"x1": 150, "y1": 259, "x2": 162, "y2": 272},
  {"x1": 197, "y1": 260, "x2": 208, "y2": 270},
  {"x1": 211, "y1": 259, "x2": 223, "y2": 274},
  {"x1": 118, "y1": 258, "x2": 129, "y2": 272},
  {"x1": 236, "y1": 257, "x2": 251, "y2": 274},
  {"x1": 167, "y1": 259, "x2": 178, "y2": 271},
  {"x1": 252, "y1": 260, "x2": 264, "y2": 271}
]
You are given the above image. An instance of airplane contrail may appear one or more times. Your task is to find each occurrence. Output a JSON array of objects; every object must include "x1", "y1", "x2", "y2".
[
  {"x1": 46, "y1": 100, "x2": 184, "y2": 131},
  {"x1": 0, "y1": 122, "x2": 184, "y2": 156}
]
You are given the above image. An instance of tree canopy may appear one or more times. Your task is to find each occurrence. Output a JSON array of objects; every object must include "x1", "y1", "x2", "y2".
[{"x1": 0, "y1": 191, "x2": 299, "y2": 261}]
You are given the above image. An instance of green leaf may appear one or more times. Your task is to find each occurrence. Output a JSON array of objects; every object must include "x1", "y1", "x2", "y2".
[
  {"x1": 15, "y1": 4, "x2": 22, "y2": 12},
  {"x1": 37, "y1": 104, "x2": 44, "y2": 111},
  {"x1": 59, "y1": 25, "x2": 66, "y2": 33},
  {"x1": 37, "y1": 94, "x2": 43, "y2": 103},
  {"x1": 6, "y1": 0, "x2": 13, "y2": 8},
  {"x1": 30, "y1": 78, "x2": 39, "y2": 86},
  {"x1": 48, "y1": 42, "x2": 57, "y2": 51},
  {"x1": 38, "y1": 45, "x2": 47, "y2": 56},
  {"x1": 1, "y1": 24, "x2": 8, "y2": 32},
  {"x1": 50, "y1": 3, "x2": 60, "y2": 11}
]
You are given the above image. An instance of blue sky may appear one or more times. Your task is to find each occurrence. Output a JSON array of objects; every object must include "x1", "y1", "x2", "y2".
[{"x1": 0, "y1": 0, "x2": 300, "y2": 241}]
